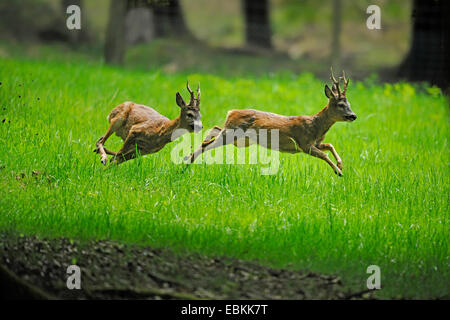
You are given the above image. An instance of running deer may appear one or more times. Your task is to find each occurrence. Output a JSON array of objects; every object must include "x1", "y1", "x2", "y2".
[
  {"x1": 186, "y1": 69, "x2": 356, "y2": 176},
  {"x1": 94, "y1": 81, "x2": 202, "y2": 165}
]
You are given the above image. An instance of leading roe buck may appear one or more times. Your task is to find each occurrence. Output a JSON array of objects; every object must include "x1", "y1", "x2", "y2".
[
  {"x1": 95, "y1": 82, "x2": 202, "y2": 165},
  {"x1": 187, "y1": 69, "x2": 356, "y2": 176}
]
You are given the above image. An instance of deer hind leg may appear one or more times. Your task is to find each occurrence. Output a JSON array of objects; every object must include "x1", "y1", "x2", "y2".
[
  {"x1": 94, "y1": 140, "x2": 117, "y2": 156},
  {"x1": 112, "y1": 149, "x2": 139, "y2": 165},
  {"x1": 94, "y1": 117, "x2": 123, "y2": 165},
  {"x1": 97, "y1": 147, "x2": 117, "y2": 156},
  {"x1": 317, "y1": 143, "x2": 343, "y2": 170},
  {"x1": 110, "y1": 131, "x2": 142, "y2": 165},
  {"x1": 95, "y1": 129, "x2": 115, "y2": 165},
  {"x1": 204, "y1": 126, "x2": 223, "y2": 143},
  {"x1": 307, "y1": 145, "x2": 343, "y2": 176},
  {"x1": 187, "y1": 127, "x2": 244, "y2": 164},
  {"x1": 185, "y1": 126, "x2": 223, "y2": 163}
]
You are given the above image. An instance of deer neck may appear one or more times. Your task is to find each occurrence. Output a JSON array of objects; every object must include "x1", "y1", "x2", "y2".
[
  {"x1": 311, "y1": 105, "x2": 336, "y2": 138},
  {"x1": 160, "y1": 116, "x2": 184, "y2": 141}
]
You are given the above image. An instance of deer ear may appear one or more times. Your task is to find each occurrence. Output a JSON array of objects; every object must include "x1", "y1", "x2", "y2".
[
  {"x1": 325, "y1": 85, "x2": 336, "y2": 99},
  {"x1": 176, "y1": 92, "x2": 186, "y2": 108}
]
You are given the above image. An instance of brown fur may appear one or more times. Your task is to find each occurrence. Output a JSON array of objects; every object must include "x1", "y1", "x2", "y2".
[
  {"x1": 188, "y1": 70, "x2": 356, "y2": 176},
  {"x1": 95, "y1": 82, "x2": 202, "y2": 165}
]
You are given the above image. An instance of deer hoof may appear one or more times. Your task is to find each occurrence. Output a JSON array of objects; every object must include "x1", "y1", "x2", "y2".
[
  {"x1": 93, "y1": 147, "x2": 99, "y2": 153},
  {"x1": 101, "y1": 156, "x2": 108, "y2": 165}
]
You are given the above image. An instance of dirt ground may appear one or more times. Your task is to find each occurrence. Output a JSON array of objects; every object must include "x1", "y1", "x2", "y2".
[{"x1": 0, "y1": 233, "x2": 376, "y2": 300}]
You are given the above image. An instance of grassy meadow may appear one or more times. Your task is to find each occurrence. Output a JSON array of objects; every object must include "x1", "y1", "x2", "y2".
[{"x1": 0, "y1": 58, "x2": 448, "y2": 299}]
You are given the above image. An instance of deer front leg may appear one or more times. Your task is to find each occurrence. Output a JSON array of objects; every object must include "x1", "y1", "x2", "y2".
[
  {"x1": 306, "y1": 145, "x2": 343, "y2": 176},
  {"x1": 185, "y1": 126, "x2": 223, "y2": 163},
  {"x1": 317, "y1": 143, "x2": 343, "y2": 170}
]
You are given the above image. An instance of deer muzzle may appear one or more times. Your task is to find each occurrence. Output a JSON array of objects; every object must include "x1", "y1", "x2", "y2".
[{"x1": 193, "y1": 121, "x2": 203, "y2": 132}]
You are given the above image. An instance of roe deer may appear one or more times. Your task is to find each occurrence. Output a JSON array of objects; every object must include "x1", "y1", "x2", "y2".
[
  {"x1": 186, "y1": 69, "x2": 356, "y2": 176},
  {"x1": 95, "y1": 81, "x2": 202, "y2": 165}
]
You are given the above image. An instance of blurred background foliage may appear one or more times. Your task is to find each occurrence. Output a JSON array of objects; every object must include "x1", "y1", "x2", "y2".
[{"x1": 0, "y1": 0, "x2": 447, "y2": 89}]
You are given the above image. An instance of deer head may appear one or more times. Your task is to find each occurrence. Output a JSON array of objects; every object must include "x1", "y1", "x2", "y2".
[
  {"x1": 324, "y1": 68, "x2": 357, "y2": 122},
  {"x1": 176, "y1": 81, "x2": 203, "y2": 132}
]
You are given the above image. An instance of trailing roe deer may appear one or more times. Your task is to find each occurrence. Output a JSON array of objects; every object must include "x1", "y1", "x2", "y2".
[
  {"x1": 95, "y1": 81, "x2": 202, "y2": 165},
  {"x1": 186, "y1": 69, "x2": 356, "y2": 176}
]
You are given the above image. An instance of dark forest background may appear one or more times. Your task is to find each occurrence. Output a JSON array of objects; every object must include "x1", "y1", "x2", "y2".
[{"x1": 0, "y1": 0, "x2": 448, "y2": 89}]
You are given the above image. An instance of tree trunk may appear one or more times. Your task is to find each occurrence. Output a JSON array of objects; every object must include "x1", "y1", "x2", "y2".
[
  {"x1": 398, "y1": 0, "x2": 450, "y2": 89},
  {"x1": 330, "y1": 0, "x2": 342, "y2": 71},
  {"x1": 126, "y1": 7, "x2": 154, "y2": 45},
  {"x1": 104, "y1": 0, "x2": 129, "y2": 65},
  {"x1": 61, "y1": 0, "x2": 90, "y2": 44},
  {"x1": 243, "y1": 0, "x2": 272, "y2": 49},
  {"x1": 153, "y1": 0, "x2": 189, "y2": 37}
]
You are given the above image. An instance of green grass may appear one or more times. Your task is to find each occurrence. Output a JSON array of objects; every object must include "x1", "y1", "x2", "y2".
[{"x1": 0, "y1": 58, "x2": 448, "y2": 299}]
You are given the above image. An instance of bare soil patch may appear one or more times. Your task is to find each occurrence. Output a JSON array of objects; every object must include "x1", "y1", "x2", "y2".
[{"x1": 0, "y1": 233, "x2": 375, "y2": 300}]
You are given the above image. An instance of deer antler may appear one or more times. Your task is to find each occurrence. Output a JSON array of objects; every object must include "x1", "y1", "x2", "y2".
[
  {"x1": 196, "y1": 82, "x2": 201, "y2": 106},
  {"x1": 341, "y1": 70, "x2": 350, "y2": 95},
  {"x1": 330, "y1": 67, "x2": 341, "y2": 97},
  {"x1": 186, "y1": 80, "x2": 195, "y2": 105}
]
